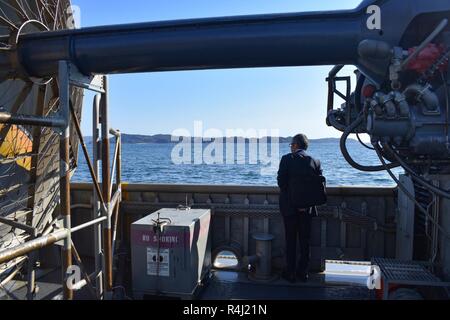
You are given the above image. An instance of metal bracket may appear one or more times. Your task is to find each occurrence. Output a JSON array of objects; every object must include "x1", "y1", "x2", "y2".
[
  {"x1": 326, "y1": 65, "x2": 352, "y2": 114},
  {"x1": 67, "y1": 63, "x2": 105, "y2": 93}
]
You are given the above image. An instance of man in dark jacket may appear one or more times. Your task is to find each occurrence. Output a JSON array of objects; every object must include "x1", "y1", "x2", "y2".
[{"x1": 277, "y1": 134, "x2": 323, "y2": 283}]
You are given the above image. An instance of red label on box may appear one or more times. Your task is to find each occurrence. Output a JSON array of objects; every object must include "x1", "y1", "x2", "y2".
[{"x1": 132, "y1": 229, "x2": 186, "y2": 248}]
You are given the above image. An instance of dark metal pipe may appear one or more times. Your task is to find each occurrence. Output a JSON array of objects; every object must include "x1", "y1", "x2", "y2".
[
  {"x1": 0, "y1": 112, "x2": 65, "y2": 127},
  {"x1": 13, "y1": 9, "x2": 366, "y2": 78},
  {"x1": 0, "y1": 0, "x2": 448, "y2": 82}
]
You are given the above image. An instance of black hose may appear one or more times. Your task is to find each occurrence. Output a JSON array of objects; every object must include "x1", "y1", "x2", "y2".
[
  {"x1": 373, "y1": 144, "x2": 450, "y2": 240},
  {"x1": 340, "y1": 116, "x2": 400, "y2": 172},
  {"x1": 327, "y1": 111, "x2": 347, "y2": 132},
  {"x1": 356, "y1": 133, "x2": 375, "y2": 150},
  {"x1": 373, "y1": 145, "x2": 427, "y2": 213},
  {"x1": 384, "y1": 143, "x2": 450, "y2": 200}
]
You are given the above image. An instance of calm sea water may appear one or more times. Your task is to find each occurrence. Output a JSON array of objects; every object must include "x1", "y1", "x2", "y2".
[{"x1": 73, "y1": 140, "x2": 402, "y2": 187}]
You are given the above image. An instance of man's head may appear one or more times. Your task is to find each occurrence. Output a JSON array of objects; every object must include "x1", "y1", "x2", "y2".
[{"x1": 290, "y1": 134, "x2": 309, "y2": 153}]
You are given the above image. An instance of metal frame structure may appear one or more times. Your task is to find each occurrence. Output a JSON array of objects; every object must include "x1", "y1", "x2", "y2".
[
  {"x1": 0, "y1": 0, "x2": 449, "y2": 300},
  {"x1": 372, "y1": 257, "x2": 450, "y2": 300},
  {"x1": 0, "y1": 61, "x2": 122, "y2": 300}
]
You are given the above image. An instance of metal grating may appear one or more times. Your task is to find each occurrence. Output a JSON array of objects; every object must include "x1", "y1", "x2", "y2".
[{"x1": 372, "y1": 258, "x2": 448, "y2": 286}]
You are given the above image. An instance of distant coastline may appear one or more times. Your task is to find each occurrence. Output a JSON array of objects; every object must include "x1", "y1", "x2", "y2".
[{"x1": 84, "y1": 134, "x2": 350, "y2": 144}]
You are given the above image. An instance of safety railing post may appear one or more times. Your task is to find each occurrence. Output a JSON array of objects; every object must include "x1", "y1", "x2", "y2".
[
  {"x1": 100, "y1": 76, "x2": 113, "y2": 295},
  {"x1": 93, "y1": 94, "x2": 104, "y2": 299},
  {"x1": 58, "y1": 61, "x2": 73, "y2": 300}
]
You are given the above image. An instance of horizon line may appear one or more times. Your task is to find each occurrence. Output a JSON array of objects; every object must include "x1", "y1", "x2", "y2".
[{"x1": 84, "y1": 133, "x2": 349, "y2": 140}]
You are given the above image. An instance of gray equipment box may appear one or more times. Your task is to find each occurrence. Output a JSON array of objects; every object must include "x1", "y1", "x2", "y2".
[{"x1": 131, "y1": 208, "x2": 212, "y2": 299}]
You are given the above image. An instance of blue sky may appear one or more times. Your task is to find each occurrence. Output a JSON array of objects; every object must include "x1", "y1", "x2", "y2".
[{"x1": 72, "y1": 0, "x2": 362, "y2": 138}]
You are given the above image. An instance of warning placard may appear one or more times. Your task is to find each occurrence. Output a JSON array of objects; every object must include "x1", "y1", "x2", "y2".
[{"x1": 146, "y1": 247, "x2": 170, "y2": 277}]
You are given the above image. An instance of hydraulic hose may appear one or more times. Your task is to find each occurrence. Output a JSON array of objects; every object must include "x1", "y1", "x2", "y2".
[
  {"x1": 340, "y1": 116, "x2": 400, "y2": 172},
  {"x1": 327, "y1": 111, "x2": 347, "y2": 132},
  {"x1": 356, "y1": 133, "x2": 375, "y2": 150},
  {"x1": 384, "y1": 143, "x2": 450, "y2": 200},
  {"x1": 373, "y1": 144, "x2": 450, "y2": 240}
]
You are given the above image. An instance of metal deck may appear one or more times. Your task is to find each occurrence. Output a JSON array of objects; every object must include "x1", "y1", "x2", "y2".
[
  {"x1": 198, "y1": 271, "x2": 373, "y2": 300},
  {"x1": 0, "y1": 268, "x2": 373, "y2": 300}
]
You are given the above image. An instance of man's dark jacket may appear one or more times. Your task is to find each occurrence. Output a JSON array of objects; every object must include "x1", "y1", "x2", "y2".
[{"x1": 277, "y1": 150, "x2": 323, "y2": 216}]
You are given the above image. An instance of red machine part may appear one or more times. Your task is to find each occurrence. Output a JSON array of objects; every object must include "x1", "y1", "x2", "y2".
[
  {"x1": 362, "y1": 84, "x2": 377, "y2": 98},
  {"x1": 406, "y1": 43, "x2": 448, "y2": 74},
  {"x1": 375, "y1": 279, "x2": 402, "y2": 300}
]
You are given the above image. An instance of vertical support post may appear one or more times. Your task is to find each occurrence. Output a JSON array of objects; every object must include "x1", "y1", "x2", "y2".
[
  {"x1": 92, "y1": 94, "x2": 104, "y2": 298},
  {"x1": 243, "y1": 217, "x2": 249, "y2": 256},
  {"x1": 340, "y1": 222, "x2": 347, "y2": 250},
  {"x1": 433, "y1": 176, "x2": 450, "y2": 281},
  {"x1": 101, "y1": 76, "x2": 113, "y2": 293},
  {"x1": 26, "y1": 252, "x2": 37, "y2": 300},
  {"x1": 431, "y1": 180, "x2": 440, "y2": 267},
  {"x1": 321, "y1": 219, "x2": 327, "y2": 249},
  {"x1": 263, "y1": 218, "x2": 270, "y2": 234},
  {"x1": 321, "y1": 219, "x2": 327, "y2": 269},
  {"x1": 396, "y1": 175, "x2": 415, "y2": 260},
  {"x1": 117, "y1": 138, "x2": 121, "y2": 188},
  {"x1": 361, "y1": 229, "x2": 367, "y2": 258},
  {"x1": 58, "y1": 61, "x2": 73, "y2": 300},
  {"x1": 112, "y1": 133, "x2": 122, "y2": 255},
  {"x1": 225, "y1": 216, "x2": 230, "y2": 243}
]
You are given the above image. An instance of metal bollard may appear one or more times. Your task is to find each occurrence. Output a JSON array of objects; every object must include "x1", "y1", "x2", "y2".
[{"x1": 249, "y1": 233, "x2": 275, "y2": 281}]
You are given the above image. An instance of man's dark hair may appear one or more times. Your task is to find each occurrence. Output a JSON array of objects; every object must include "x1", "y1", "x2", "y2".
[{"x1": 292, "y1": 134, "x2": 309, "y2": 150}]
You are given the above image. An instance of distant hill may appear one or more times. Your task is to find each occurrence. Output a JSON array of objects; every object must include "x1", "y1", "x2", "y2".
[
  {"x1": 85, "y1": 134, "x2": 351, "y2": 144},
  {"x1": 122, "y1": 134, "x2": 173, "y2": 144}
]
